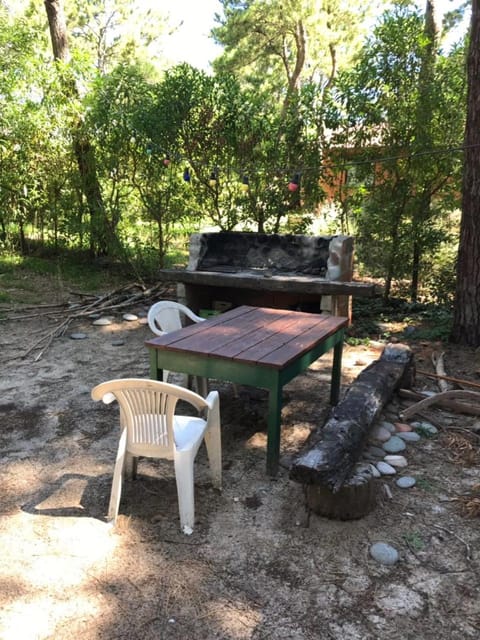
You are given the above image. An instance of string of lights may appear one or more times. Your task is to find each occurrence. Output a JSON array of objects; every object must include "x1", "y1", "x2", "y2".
[{"x1": 145, "y1": 142, "x2": 467, "y2": 190}]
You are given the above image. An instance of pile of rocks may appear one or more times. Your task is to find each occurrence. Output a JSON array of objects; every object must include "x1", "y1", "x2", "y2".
[
  {"x1": 362, "y1": 417, "x2": 439, "y2": 566},
  {"x1": 357, "y1": 418, "x2": 438, "y2": 490}
]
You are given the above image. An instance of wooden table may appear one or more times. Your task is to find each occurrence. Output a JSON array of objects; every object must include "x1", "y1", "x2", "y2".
[{"x1": 145, "y1": 305, "x2": 348, "y2": 475}]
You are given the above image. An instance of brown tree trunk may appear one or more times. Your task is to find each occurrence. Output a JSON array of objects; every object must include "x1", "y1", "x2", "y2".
[
  {"x1": 451, "y1": 0, "x2": 480, "y2": 346},
  {"x1": 280, "y1": 19, "x2": 306, "y2": 120},
  {"x1": 44, "y1": 0, "x2": 108, "y2": 256},
  {"x1": 410, "y1": 1, "x2": 440, "y2": 302}
]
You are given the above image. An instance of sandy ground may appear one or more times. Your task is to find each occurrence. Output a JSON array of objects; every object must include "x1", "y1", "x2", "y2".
[{"x1": 1, "y1": 281, "x2": 480, "y2": 639}]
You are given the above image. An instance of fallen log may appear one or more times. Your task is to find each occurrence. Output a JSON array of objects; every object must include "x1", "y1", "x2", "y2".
[{"x1": 290, "y1": 343, "x2": 414, "y2": 519}]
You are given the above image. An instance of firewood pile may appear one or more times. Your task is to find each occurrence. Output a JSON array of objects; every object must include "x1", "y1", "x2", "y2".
[{"x1": 3, "y1": 281, "x2": 173, "y2": 361}]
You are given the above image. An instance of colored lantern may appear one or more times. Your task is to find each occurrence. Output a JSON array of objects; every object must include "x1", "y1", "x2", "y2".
[
  {"x1": 288, "y1": 173, "x2": 300, "y2": 192},
  {"x1": 240, "y1": 174, "x2": 249, "y2": 192},
  {"x1": 209, "y1": 169, "x2": 218, "y2": 187},
  {"x1": 183, "y1": 167, "x2": 191, "y2": 182}
]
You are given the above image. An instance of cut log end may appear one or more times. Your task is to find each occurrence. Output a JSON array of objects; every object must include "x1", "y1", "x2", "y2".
[{"x1": 306, "y1": 475, "x2": 379, "y2": 520}]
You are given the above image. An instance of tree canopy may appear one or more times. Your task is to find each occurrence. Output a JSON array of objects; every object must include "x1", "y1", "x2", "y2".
[{"x1": 0, "y1": 0, "x2": 473, "y2": 317}]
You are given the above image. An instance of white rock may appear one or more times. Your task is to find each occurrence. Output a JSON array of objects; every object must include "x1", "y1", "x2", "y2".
[
  {"x1": 369, "y1": 464, "x2": 381, "y2": 478},
  {"x1": 411, "y1": 421, "x2": 438, "y2": 435},
  {"x1": 396, "y1": 476, "x2": 416, "y2": 489},
  {"x1": 382, "y1": 435, "x2": 406, "y2": 453},
  {"x1": 380, "y1": 421, "x2": 396, "y2": 433},
  {"x1": 370, "y1": 542, "x2": 399, "y2": 565},
  {"x1": 384, "y1": 455, "x2": 408, "y2": 468},
  {"x1": 376, "y1": 461, "x2": 397, "y2": 475},
  {"x1": 371, "y1": 425, "x2": 392, "y2": 442},
  {"x1": 93, "y1": 317, "x2": 112, "y2": 326},
  {"x1": 397, "y1": 431, "x2": 421, "y2": 442}
]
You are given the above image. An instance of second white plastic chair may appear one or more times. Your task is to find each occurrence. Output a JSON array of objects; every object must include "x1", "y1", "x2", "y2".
[{"x1": 147, "y1": 300, "x2": 207, "y2": 395}]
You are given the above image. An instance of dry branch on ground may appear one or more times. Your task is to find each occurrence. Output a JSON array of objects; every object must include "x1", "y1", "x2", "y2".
[{"x1": 2, "y1": 281, "x2": 172, "y2": 361}]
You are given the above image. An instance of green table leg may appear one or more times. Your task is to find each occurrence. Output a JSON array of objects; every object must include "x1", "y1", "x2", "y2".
[
  {"x1": 330, "y1": 332, "x2": 344, "y2": 405},
  {"x1": 149, "y1": 349, "x2": 161, "y2": 381},
  {"x1": 266, "y1": 379, "x2": 283, "y2": 476}
]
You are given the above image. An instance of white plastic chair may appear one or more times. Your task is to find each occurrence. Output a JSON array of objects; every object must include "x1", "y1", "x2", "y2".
[
  {"x1": 147, "y1": 300, "x2": 207, "y2": 396},
  {"x1": 147, "y1": 300, "x2": 238, "y2": 398},
  {"x1": 148, "y1": 300, "x2": 205, "y2": 336},
  {"x1": 91, "y1": 378, "x2": 222, "y2": 534}
]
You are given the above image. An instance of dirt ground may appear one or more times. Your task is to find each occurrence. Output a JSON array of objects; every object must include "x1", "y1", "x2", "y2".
[{"x1": 1, "y1": 275, "x2": 479, "y2": 640}]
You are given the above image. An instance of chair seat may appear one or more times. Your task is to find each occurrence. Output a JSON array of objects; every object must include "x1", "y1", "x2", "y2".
[{"x1": 174, "y1": 416, "x2": 208, "y2": 451}]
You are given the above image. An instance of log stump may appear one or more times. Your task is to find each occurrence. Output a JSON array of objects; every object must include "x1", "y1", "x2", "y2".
[
  {"x1": 290, "y1": 343, "x2": 414, "y2": 520},
  {"x1": 306, "y1": 466, "x2": 380, "y2": 520}
]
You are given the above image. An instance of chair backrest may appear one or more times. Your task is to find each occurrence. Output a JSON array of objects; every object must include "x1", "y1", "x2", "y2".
[
  {"x1": 147, "y1": 300, "x2": 205, "y2": 337},
  {"x1": 91, "y1": 378, "x2": 209, "y2": 458}
]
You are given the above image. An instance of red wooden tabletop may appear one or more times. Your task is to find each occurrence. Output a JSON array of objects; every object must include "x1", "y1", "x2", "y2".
[{"x1": 145, "y1": 305, "x2": 348, "y2": 369}]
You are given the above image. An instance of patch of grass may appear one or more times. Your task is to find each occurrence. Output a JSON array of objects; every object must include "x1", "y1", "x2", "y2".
[
  {"x1": 403, "y1": 531, "x2": 426, "y2": 551},
  {"x1": 406, "y1": 316, "x2": 452, "y2": 342},
  {"x1": 0, "y1": 252, "x2": 130, "y2": 296},
  {"x1": 415, "y1": 478, "x2": 437, "y2": 492},
  {"x1": 345, "y1": 336, "x2": 371, "y2": 347},
  {"x1": 413, "y1": 424, "x2": 437, "y2": 439}
]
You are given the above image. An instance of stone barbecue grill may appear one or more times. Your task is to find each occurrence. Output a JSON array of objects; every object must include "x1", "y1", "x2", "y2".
[{"x1": 159, "y1": 231, "x2": 377, "y2": 320}]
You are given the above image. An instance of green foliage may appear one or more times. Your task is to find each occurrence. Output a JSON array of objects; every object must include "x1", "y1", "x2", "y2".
[
  {"x1": 65, "y1": 0, "x2": 167, "y2": 75},
  {"x1": 345, "y1": 336, "x2": 371, "y2": 346},
  {"x1": 403, "y1": 531, "x2": 426, "y2": 551},
  {"x1": 329, "y1": 3, "x2": 465, "y2": 300},
  {"x1": 0, "y1": 0, "x2": 470, "y2": 310},
  {"x1": 213, "y1": 0, "x2": 370, "y2": 101},
  {"x1": 420, "y1": 239, "x2": 458, "y2": 307},
  {"x1": 350, "y1": 295, "x2": 453, "y2": 342},
  {"x1": 0, "y1": 250, "x2": 128, "y2": 293},
  {"x1": 415, "y1": 478, "x2": 436, "y2": 491}
]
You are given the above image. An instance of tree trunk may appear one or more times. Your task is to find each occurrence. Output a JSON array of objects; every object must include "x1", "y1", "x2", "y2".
[
  {"x1": 451, "y1": 0, "x2": 480, "y2": 346},
  {"x1": 44, "y1": 0, "x2": 108, "y2": 256},
  {"x1": 280, "y1": 19, "x2": 306, "y2": 120},
  {"x1": 410, "y1": 1, "x2": 440, "y2": 302}
]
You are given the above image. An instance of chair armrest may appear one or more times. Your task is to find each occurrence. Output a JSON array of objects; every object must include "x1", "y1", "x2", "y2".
[
  {"x1": 204, "y1": 390, "x2": 220, "y2": 430},
  {"x1": 205, "y1": 390, "x2": 219, "y2": 411}
]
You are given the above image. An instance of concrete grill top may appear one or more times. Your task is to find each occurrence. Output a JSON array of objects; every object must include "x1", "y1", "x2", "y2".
[{"x1": 187, "y1": 231, "x2": 348, "y2": 277}]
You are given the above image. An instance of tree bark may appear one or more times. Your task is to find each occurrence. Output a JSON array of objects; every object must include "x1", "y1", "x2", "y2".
[
  {"x1": 44, "y1": 0, "x2": 70, "y2": 62},
  {"x1": 451, "y1": 0, "x2": 480, "y2": 346},
  {"x1": 44, "y1": 0, "x2": 108, "y2": 256}
]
